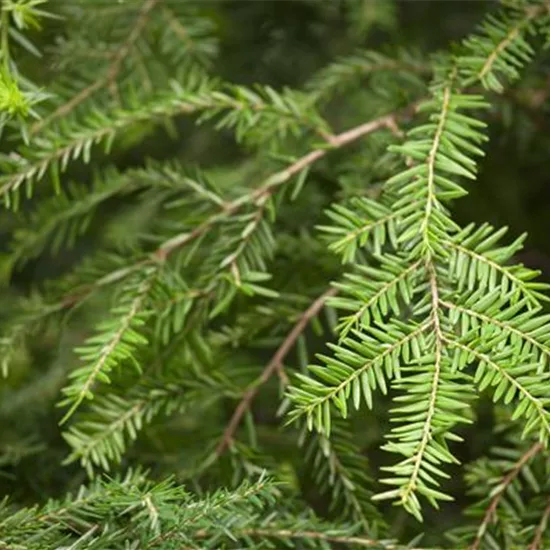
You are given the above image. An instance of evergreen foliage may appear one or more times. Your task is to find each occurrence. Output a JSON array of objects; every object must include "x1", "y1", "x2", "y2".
[{"x1": 3, "y1": 0, "x2": 550, "y2": 548}]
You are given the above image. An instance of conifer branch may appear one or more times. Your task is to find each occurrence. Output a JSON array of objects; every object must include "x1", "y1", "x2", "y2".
[
  {"x1": 459, "y1": 1, "x2": 546, "y2": 92},
  {"x1": 216, "y1": 287, "x2": 337, "y2": 456},
  {"x1": 528, "y1": 496, "x2": 550, "y2": 550},
  {"x1": 31, "y1": 0, "x2": 161, "y2": 134},
  {"x1": 445, "y1": 239, "x2": 547, "y2": 306},
  {"x1": 477, "y1": 4, "x2": 542, "y2": 85},
  {"x1": 42, "y1": 105, "x2": 413, "y2": 312},
  {"x1": 293, "y1": 6, "x2": 550, "y2": 513},
  {"x1": 444, "y1": 339, "x2": 550, "y2": 438},
  {"x1": 440, "y1": 299, "x2": 550, "y2": 364},
  {"x1": 1, "y1": 94, "x2": 204, "y2": 204},
  {"x1": 6, "y1": 1, "x2": 550, "y2": 544},
  {"x1": 401, "y1": 261, "x2": 443, "y2": 506},
  {"x1": 226, "y1": 528, "x2": 422, "y2": 549},
  {"x1": 157, "y1": 104, "x2": 416, "y2": 258},
  {"x1": 2, "y1": 82, "x2": 328, "y2": 205},
  {"x1": 0, "y1": 104, "x2": 410, "y2": 355},
  {"x1": 469, "y1": 442, "x2": 543, "y2": 550},
  {"x1": 59, "y1": 267, "x2": 159, "y2": 423}
]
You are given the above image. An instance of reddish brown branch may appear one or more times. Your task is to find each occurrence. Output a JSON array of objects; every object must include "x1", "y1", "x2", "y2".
[
  {"x1": 156, "y1": 102, "x2": 418, "y2": 260},
  {"x1": 470, "y1": 442, "x2": 543, "y2": 550},
  {"x1": 53, "y1": 104, "x2": 415, "y2": 312},
  {"x1": 215, "y1": 287, "x2": 337, "y2": 456},
  {"x1": 528, "y1": 496, "x2": 550, "y2": 550}
]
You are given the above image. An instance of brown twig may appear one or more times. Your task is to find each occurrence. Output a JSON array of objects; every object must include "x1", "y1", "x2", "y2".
[
  {"x1": 215, "y1": 287, "x2": 338, "y2": 457},
  {"x1": 156, "y1": 102, "x2": 418, "y2": 261},
  {"x1": 31, "y1": 0, "x2": 161, "y2": 135},
  {"x1": 470, "y1": 442, "x2": 543, "y2": 550},
  {"x1": 528, "y1": 496, "x2": 550, "y2": 550},
  {"x1": 51, "y1": 103, "x2": 415, "y2": 313}
]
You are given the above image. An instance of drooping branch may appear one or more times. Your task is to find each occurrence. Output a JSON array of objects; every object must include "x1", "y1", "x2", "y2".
[
  {"x1": 52, "y1": 103, "x2": 418, "y2": 312},
  {"x1": 470, "y1": 442, "x2": 543, "y2": 550},
  {"x1": 215, "y1": 287, "x2": 337, "y2": 456},
  {"x1": 528, "y1": 496, "x2": 550, "y2": 550}
]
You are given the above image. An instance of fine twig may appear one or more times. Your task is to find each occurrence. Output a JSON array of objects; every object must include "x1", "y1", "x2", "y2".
[
  {"x1": 171, "y1": 108, "x2": 406, "y2": 256},
  {"x1": 215, "y1": 287, "x2": 337, "y2": 456},
  {"x1": 56, "y1": 102, "x2": 417, "y2": 311},
  {"x1": 528, "y1": 496, "x2": 550, "y2": 550},
  {"x1": 155, "y1": 102, "x2": 418, "y2": 260},
  {"x1": 470, "y1": 442, "x2": 543, "y2": 550}
]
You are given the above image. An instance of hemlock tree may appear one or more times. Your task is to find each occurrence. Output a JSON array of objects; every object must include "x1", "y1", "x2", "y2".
[{"x1": 3, "y1": 0, "x2": 550, "y2": 548}]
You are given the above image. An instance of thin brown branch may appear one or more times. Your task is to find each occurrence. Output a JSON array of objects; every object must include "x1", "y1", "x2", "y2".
[
  {"x1": 31, "y1": 0, "x2": 160, "y2": 134},
  {"x1": 470, "y1": 442, "x2": 543, "y2": 550},
  {"x1": 215, "y1": 287, "x2": 337, "y2": 456},
  {"x1": 50, "y1": 103, "x2": 416, "y2": 315},
  {"x1": 528, "y1": 496, "x2": 550, "y2": 550},
  {"x1": 156, "y1": 102, "x2": 418, "y2": 261}
]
